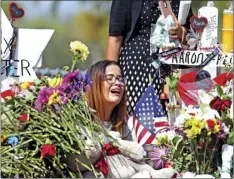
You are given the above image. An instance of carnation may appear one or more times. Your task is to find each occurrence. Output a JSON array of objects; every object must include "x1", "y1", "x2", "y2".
[{"x1": 70, "y1": 41, "x2": 90, "y2": 62}]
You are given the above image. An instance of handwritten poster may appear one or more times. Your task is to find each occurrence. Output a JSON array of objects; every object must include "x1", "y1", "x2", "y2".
[
  {"x1": 160, "y1": 50, "x2": 233, "y2": 67},
  {"x1": 1, "y1": 9, "x2": 14, "y2": 61},
  {"x1": 1, "y1": 8, "x2": 54, "y2": 91},
  {"x1": 198, "y1": 6, "x2": 218, "y2": 50}
]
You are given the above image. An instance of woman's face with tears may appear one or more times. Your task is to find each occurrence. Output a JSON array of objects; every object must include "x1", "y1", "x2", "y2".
[{"x1": 102, "y1": 64, "x2": 126, "y2": 108}]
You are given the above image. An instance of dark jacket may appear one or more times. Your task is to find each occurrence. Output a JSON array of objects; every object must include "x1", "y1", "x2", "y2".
[{"x1": 109, "y1": 0, "x2": 193, "y2": 44}]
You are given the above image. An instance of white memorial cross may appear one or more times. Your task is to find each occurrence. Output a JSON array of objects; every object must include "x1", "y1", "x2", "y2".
[{"x1": 1, "y1": 8, "x2": 54, "y2": 92}]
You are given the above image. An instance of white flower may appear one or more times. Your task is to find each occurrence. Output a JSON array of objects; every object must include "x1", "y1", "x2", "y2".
[
  {"x1": 186, "y1": 105, "x2": 202, "y2": 114},
  {"x1": 223, "y1": 123, "x2": 229, "y2": 134},
  {"x1": 175, "y1": 113, "x2": 191, "y2": 126},
  {"x1": 156, "y1": 130, "x2": 177, "y2": 141},
  {"x1": 223, "y1": 84, "x2": 233, "y2": 96},
  {"x1": 18, "y1": 90, "x2": 27, "y2": 98},
  {"x1": 230, "y1": 102, "x2": 233, "y2": 119},
  {"x1": 198, "y1": 90, "x2": 213, "y2": 104},
  {"x1": 203, "y1": 107, "x2": 220, "y2": 120}
]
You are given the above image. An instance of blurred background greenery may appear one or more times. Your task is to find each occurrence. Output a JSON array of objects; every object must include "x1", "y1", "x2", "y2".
[{"x1": 1, "y1": 1, "x2": 232, "y2": 71}]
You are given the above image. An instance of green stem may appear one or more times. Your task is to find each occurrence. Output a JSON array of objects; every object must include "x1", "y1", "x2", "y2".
[
  {"x1": 191, "y1": 140, "x2": 200, "y2": 174},
  {"x1": 204, "y1": 139, "x2": 219, "y2": 173},
  {"x1": 196, "y1": 138, "x2": 202, "y2": 174},
  {"x1": 203, "y1": 138, "x2": 209, "y2": 173},
  {"x1": 71, "y1": 57, "x2": 77, "y2": 72}
]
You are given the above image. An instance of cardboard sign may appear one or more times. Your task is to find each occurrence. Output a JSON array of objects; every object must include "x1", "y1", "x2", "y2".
[
  {"x1": 1, "y1": 9, "x2": 14, "y2": 61},
  {"x1": 15, "y1": 28, "x2": 54, "y2": 82},
  {"x1": 1, "y1": 8, "x2": 54, "y2": 91},
  {"x1": 160, "y1": 50, "x2": 233, "y2": 67}
]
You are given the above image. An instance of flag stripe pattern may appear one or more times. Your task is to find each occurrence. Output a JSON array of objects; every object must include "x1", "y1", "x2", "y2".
[{"x1": 131, "y1": 85, "x2": 169, "y2": 145}]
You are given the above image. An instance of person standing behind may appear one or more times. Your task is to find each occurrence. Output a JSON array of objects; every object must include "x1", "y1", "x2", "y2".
[{"x1": 106, "y1": 0, "x2": 193, "y2": 115}]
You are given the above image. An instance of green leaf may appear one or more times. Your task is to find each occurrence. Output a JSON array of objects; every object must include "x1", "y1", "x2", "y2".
[
  {"x1": 215, "y1": 84, "x2": 223, "y2": 97},
  {"x1": 172, "y1": 136, "x2": 182, "y2": 146},
  {"x1": 227, "y1": 131, "x2": 233, "y2": 145},
  {"x1": 172, "y1": 137, "x2": 184, "y2": 158},
  {"x1": 34, "y1": 79, "x2": 41, "y2": 86},
  {"x1": 222, "y1": 95, "x2": 232, "y2": 100},
  {"x1": 200, "y1": 103, "x2": 209, "y2": 112},
  {"x1": 62, "y1": 66, "x2": 70, "y2": 71},
  {"x1": 25, "y1": 92, "x2": 35, "y2": 101},
  {"x1": 185, "y1": 153, "x2": 192, "y2": 161}
]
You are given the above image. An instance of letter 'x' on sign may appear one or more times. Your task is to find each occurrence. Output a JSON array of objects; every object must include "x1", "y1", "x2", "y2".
[{"x1": 3, "y1": 37, "x2": 13, "y2": 54}]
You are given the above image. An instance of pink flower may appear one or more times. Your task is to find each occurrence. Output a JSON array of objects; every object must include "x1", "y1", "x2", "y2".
[{"x1": 148, "y1": 146, "x2": 169, "y2": 169}]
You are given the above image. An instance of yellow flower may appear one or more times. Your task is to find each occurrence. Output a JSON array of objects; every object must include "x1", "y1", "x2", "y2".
[
  {"x1": 48, "y1": 76, "x2": 63, "y2": 87},
  {"x1": 48, "y1": 91, "x2": 60, "y2": 105},
  {"x1": 213, "y1": 124, "x2": 220, "y2": 134},
  {"x1": 184, "y1": 118, "x2": 206, "y2": 138},
  {"x1": 185, "y1": 128, "x2": 197, "y2": 139},
  {"x1": 180, "y1": 109, "x2": 186, "y2": 114},
  {"x1": 20, "y1": 81, "x2": 33, "y2": 90},
  {"x1": 207, "y1": 131, "x2": 212, "y2": 136},
  {"x1": 70, "y1": 41, "x2": 90, "y2": 61}
]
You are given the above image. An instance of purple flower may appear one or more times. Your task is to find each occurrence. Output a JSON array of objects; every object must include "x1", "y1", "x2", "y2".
[
  {"x1": 148, "y1": 146, "x2": 169, "y2": 169},
  {"x1": 83, "y1": 72, "x2": 92, "y2": 92},
  {"x1": 34, "y1": 87, "x2": 55, "y2": 111},
  {"x1": 215, "y1": 120, "x2": 228, "y2": 139},
  {"x1": 62, "y1": 71, "x2": 80, "y2": 85},
  {"x1": 57, "y1": 71, "x2": 92, "y2": 101}
]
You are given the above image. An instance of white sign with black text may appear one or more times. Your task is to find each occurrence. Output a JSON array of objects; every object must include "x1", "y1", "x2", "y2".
[{"x1": 160, "y1": 50, "x2": 233, "y2": 67}]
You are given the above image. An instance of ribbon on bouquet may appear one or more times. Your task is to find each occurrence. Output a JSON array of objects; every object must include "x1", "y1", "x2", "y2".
[{"x1": 94, "y1": 143, "x2": 120, "y2": 176}]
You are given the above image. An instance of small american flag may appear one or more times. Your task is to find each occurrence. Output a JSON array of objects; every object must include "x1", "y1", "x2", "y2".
[{"x1": 129, "y1": 85, "x2": 169, "y2": 145}]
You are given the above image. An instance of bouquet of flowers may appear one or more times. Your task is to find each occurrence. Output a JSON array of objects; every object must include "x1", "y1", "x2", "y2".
[
  {"x1": 1, "y1": 41, "x2": 109, "y2": 178},
  {"x1": 147, "y1": 67, "x2": 233, "y2": 177},
  {"x1": 204, "y1": 74, "x2": 233, "y2": 145},
  {"x1": 146, "y1": 106, "x2": 229, "y2": 177}
]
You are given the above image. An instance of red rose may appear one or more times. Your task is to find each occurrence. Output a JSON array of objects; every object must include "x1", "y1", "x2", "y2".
[
  {"x1": 103, "y1": 143, "x2": 120, "y2": 156},
  {"x1": 209, "y1": 96, "x2": 222, "y2": 111},
  {"x1": 206, "y1": 119, "x2": 216, "y2": 129},
  {"x1": 164, "y1": 161, "x2": 174, "y2": 168},
  {"x1": 18, "y1": 114, "x2": 29, "y2": 122},
  {"x1": 222, "y1": 100, "x2": 232, "y2": 109},
  {"x1": 41, "y1": 144, "x2": 56, "y2": 158},
  {"x1": 0, "y1": 89, "x2": 15, "y2": 99},
  {"x1": 199, "y1": 141, "x2": 205, "y2": 148}
]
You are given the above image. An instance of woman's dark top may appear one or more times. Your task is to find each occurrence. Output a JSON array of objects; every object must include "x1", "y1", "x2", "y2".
[
  {"x1": 109, "y1": 0, "x2": 193, "y2": 44},
  {"x1": 109, "y1": 0, "x2": 193, "y2": 115}
]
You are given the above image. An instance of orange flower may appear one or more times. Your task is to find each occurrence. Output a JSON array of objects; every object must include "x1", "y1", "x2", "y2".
[{"x1": 1, "y1": 136, "x2": 6, "y2": 143}]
